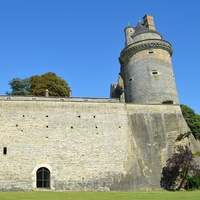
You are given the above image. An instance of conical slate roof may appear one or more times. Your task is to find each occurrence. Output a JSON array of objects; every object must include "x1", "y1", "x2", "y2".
[{"x1": 132, "y1": 22, "x2": 162, "y2": 38}]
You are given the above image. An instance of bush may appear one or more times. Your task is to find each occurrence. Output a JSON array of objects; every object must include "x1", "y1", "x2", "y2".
[{"x1": 185, "y1": 176, "x2": 200, "y2": 190}]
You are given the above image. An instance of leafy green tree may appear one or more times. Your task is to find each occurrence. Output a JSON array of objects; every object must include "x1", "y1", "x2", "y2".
[
  {"x1": 30, "y1": 72, "x2": 71, "y2": 97},
  {"x1": 196, "y1": 114, "x2": 200, "y2": 124},
  {"x1": 6, "y1": 78, "x2": 31, "y2": 96},
  {"x1": 160, "y1": 145, "x2": 200, "y2": 191},
  {"x1": 180, "y1": 104, "x2": 200, "y2": 140},
  {"x1": 7, "y1": 72, "x2": 71, "y2": 97}
]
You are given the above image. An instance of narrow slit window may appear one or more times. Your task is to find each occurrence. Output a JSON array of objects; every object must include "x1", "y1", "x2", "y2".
[{"x1": 3, "y1": 147, "x2": 7, "y2": 155}]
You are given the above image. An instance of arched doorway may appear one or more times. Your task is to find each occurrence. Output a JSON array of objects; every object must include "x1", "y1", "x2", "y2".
[{"x1": 36, "y1": 167, "x2": 50, "y2": 188}]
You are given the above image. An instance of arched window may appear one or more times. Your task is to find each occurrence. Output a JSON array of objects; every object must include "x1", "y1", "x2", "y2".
[{"x1": 36, "y1": 167, "x2": 50, "y2": 188}]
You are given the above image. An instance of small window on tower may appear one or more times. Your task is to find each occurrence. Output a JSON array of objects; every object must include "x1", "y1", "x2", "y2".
[
  {"x1": 151, "y1": 70, "x2": 158, "y2": 75},
  {"x1": 148, "y1": 50, "x2": 154, "y2": 54}
]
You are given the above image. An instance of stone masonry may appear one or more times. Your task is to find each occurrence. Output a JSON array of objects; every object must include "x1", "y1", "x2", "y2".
[
  {"x1": 0, "y1": 14, "x2": 200, "y2": 191},
  {"x1": 0, "y1": 97, "x2": 199, "y2": 191}
]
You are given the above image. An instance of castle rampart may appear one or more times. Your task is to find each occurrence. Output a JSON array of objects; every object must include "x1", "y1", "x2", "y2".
[{"x1": 0, "y1": 98, "x2": 198, "y2": 191}]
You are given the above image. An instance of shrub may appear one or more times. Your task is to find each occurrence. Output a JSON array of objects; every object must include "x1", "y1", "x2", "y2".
[{"x1": 185, "y1": 175, "x2": 200, "y2": 190}]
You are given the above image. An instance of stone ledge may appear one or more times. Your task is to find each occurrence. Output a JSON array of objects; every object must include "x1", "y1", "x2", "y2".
[{"x1": 119, "y1": 39, "x2": 173, "y2": 65}]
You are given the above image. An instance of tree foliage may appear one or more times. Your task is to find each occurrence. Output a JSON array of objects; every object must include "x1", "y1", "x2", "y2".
[
  {"x1": 180, "y1": 104, "x2": 200, "y2": 140},
  {"x1": 7, "y1": 72, "x2": 71, "y2": 97},
  {"x1": 6, "y1": 78, "x2": 31, "y2": 96},
  {"x1": 185, "y1": 175, "x2": 200, "y2": 190},
  {"x1": 30, "y1": 72, "x2": 71, "y2": 97},
  {"x1": 160, "y1": 145, "x2": 200, "y2": 190}
]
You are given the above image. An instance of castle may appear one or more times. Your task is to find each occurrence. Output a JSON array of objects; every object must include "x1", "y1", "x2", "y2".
[{"x1": 0, "y1": 14, "x2": 199, "y2": 191}]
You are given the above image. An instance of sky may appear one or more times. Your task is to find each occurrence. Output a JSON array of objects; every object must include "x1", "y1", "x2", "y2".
[{"x1": 0, "y1": 0, "x2": 199, "y2": 114}]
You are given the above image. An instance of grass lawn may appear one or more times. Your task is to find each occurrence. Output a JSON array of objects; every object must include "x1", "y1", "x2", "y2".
[{"x1": 0, "y1": 190, "x2": 200, "y2": 200}]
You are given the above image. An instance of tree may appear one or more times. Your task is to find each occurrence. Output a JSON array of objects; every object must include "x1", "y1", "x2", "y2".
[
  {"x1": 6, "y1": 78, "x2": 31, "y2": 96},
  {"x1": 196, "y1": 114, "x2": 200, "y2": 124},
  {"x1": 180, "y1": 104, "x2": 200, "y2": 140},
  {"x1": 160, "y1": 145, "x2": 200, "y2": 190},
  {"x1": 30, "y1": 72, "x2": 71, "y2": 97},
  {"x1": 7, "y1": 72, "x2": 71, "y2": 97}
]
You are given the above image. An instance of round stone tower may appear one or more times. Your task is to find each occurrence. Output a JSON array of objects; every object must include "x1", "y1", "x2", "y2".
[{"x1": 119, "y1": 14, "x2": 179, "y2": 104}]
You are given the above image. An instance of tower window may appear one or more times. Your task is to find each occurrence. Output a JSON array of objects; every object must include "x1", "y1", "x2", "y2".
[
  {"x1": 151, "y1": 70, "x2": 158, "y2": 75},
  {"x1": 148, "y1": 50, "x2": 154, "y2": 54},
  {"x1": 3, "y1": 147, "x2": 7, "y2": 155},
  {"x1": 129, "y1": 77, "x2": 133, "y2": 82}
]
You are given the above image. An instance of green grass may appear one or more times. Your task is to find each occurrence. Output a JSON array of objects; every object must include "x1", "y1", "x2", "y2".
[{"x1": 0, "y1": 190, "x2": 200, "y2": 200}]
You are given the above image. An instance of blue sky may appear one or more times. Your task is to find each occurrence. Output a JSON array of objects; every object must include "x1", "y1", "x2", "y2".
[{"x1": 0, "y1": 0, "x2": 199, "y2": 114}]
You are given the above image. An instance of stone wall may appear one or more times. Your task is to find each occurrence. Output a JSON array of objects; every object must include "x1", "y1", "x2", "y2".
[{"x1": 0, "y1": 97, "x2": 199, "y2": 191}]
